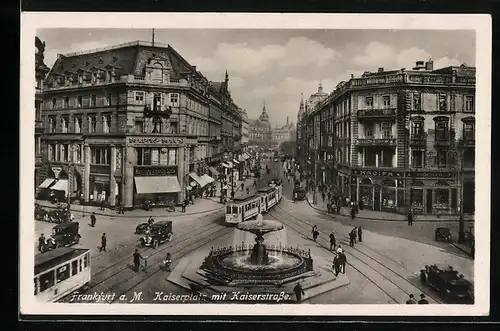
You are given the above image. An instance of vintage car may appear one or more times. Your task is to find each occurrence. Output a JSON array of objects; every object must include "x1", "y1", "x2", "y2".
[
  {"x1": 420, "y1": 264, "x2": 473, "y2": 303},
  {"x1": 42, "y1": 222, "x2": 81, "y2": 252},
  {"x1": 293, "y1": 187, "x2": 306, "y2": 201},
  {"x1": 140, "y1": 221, "x2": 173, "y2": 248},
  {"x1": 435, "y1": 227, "x2": 452, "y2": 242}
]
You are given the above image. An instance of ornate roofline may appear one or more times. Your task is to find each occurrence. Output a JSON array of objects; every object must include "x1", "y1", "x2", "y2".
[{"x1": 64, "y1": 40, "x2": 171, "y2": 57}]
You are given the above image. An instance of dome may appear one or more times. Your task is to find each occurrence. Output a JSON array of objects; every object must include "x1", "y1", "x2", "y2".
[{"x1": 259, "y1": 104, "x2": 269, "y2": 122}]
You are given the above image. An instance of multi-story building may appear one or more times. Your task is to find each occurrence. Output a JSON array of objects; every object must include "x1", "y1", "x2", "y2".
[
  {"x1": 36, "y1": 41, "x2": 242, "y2": 208},
  {"x1": 300, "y1": 60, "x2": 476, "y2": 216},
  {"x1": 34, "y1": 37, "x2": 50, "y2": 190},
  {"x1": 272, "y1": 116, "x2": 296, "y2": 145},
  {"x1": 248, "y1": 104, "x2": 272, "y2": 146},
  {"x1": 238, "y1": 108, "x2": 250, "y2": 149}
]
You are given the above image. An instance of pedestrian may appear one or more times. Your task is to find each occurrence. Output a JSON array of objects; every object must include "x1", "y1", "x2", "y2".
[
  {"x1": 181, "y1": 200, "x2": 186, "y2": 213},
  {"x1": 117, "y1": 203, "x2": 125, "y2": 214},
  {"x1": 406, "y1": 294, "x2": 417, "y2": 304},
  {"x1": 329, "y1": 231, "x2": 336, "y2": 251},
  {"x1": 321, "y1": 192, "x2": 326, "y2": 201},
  {"x1": 407, "y1": 211, "x2": 413, "y2": 226},
  {"x1": 417, "y1": 294, "x2": 429, "y2": 304},
  {"x1": 246, "y1": 187, "x2": 250, "y2": 195},
  {"x1": 338, "y1": 251, "x2": 347, "y2": 274},
  {"x1": 349, "y1": 230, "x2": 356, "y2": 247},
  {"x1": 133, "y1": 249, "x2": 143, "y2": 272},
  {"x1": 326, "y1": 201, "x2": 332, "y2": 214},
  {"x1": 358, "y1": 226, "x2": 363, "y2": 243},
  {"x1": 359, "y1": 199, "x2": 364, "y2": 211},
  {"x1": 350, "y1": 207, "x2": 356, "y2": 220},
  {"x1": 312, "y1": 225, "x2": 319, "y2": 242},
  {"x1": 90, "y1": 212, "x2": 96, "y2": 227},
  {"x1": 100, "y1": 199, "x2": 105, "y2": 211},
  {"x1": 38, "y1": 233, "x2": 45, "y2": 252},
  {"x1": 240, "y1": 182, "x2": 244, "y2": 191},
  {"x1": 100, "y1": 233, "x2": 107, "y2": 252},
  {"x1": 293, "y1": 282, "x2": 305, "y2": 303}
]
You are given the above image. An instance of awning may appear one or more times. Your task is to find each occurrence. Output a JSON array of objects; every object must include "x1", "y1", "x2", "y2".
[
  {"x1": 222, "y1": 162, "x2": 232, "y2": 168},
  {"x1": 201, "y1": 174, "x2": 215, "y2": 185},
  {"x1": 38, "y1": 178, "x2": 55, "y2": 189},
  {"x1": 188, "y1": 172, "x2": 205, "y2": 187},
  {"x1": 50, "y1": 179, "x2": 68, "y2": 193},
  {"x1": 208, "y1": 166, "x2": 220, "y2": 177},
  {"x1": 134, "y1": 176, "x2": 181, "y2": 194}
]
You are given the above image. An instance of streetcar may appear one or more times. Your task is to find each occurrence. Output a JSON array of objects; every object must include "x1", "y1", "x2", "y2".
[
  {"x1": 225, "y1": 182, "x2": 283, "y2": 224},
  {"x1": 34, "y1": 247, "x2": 91, "y2": 302}
]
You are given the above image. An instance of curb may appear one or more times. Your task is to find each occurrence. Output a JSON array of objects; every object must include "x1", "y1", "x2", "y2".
[
  {"x1": 37, "y1": 203, "x2": 224, "y2": 219},
  {"x1": 305, "y1": 197, "x2": 472, "y2": 223},
  {"x1": 451, "y1": 243, "x2": 474, "y2": 258}
]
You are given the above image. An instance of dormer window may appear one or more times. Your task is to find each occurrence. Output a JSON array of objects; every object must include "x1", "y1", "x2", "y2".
[{"x1": 152, "y1": 63, "x2": 163, "y2": 83}]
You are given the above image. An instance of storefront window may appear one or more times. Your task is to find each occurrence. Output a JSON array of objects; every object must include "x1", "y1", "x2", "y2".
[
  {"x1": 137, "y1": 148, "x2": 176, "y2": 166},
  {"x1": 359, "y1": 178, "x2": 373, "y2": 209},
  {"x1": 381, "y1": 179, "x2": 396, "y2": 211},
  {"x1": 410, "y1": 182, "x2": 424, "y2": 213},
  {"x1": 434, "y1": 183, "x2": 450, "y2": 212}
]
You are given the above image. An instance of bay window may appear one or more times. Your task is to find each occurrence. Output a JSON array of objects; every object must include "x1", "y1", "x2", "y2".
[{"x1": 137, "y1": 148, "x2": 177, "y2": 166}]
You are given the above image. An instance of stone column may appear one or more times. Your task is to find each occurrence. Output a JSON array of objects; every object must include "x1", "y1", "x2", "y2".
[
  {"x1": 177, "y1": 146, "x2": 185, "y2": 204},
  {"x1": 356, "y1": 177, "x2": 360, "y2": 202},
  {"x1": 123, "y1": 145, "x2": 135, "y2": 208},
  {"x1": 109, "y1": 144, "x2": 117, "y2": 206},
  {"x1": 83, "y1": 144, "x2": 90, "y2": 202}
]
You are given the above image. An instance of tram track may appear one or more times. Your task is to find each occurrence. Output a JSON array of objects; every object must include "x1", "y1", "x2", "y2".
[{"x1": 268, "y1": 203, "x2": 443, "y2": 304}]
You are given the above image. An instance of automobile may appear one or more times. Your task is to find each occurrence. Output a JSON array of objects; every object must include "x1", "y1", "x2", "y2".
[
  {"x1": 135, "y1": 222, "x2": 151, "y2": 235},
  {"x1": 140, "y1": 221, "x2": 173, "y2": 248},
  {"x1": 42, "y1": 222, "x2": 81, "y2": 252},
  {"x1": 435, "y1": 227, "x2": 452, "y2": 242},
  {"x1": 293, "y1": 187, "x2": 306, "y2": 201},
  {"x1": 420, "y1": 264, "x2": 474, "y2": 303}
]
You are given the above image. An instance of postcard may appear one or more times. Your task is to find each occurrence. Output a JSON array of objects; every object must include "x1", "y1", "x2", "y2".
[{"x1": 19, "y1": 12, "x2": 491, "y2": 316}]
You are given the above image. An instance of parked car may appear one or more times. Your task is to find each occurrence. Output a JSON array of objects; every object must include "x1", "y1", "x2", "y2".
[
  {"x1": 41, "y1": 222, "x2": 81, "y2": 252},
  {"x1": 420, "y1": 264, "x2": 473, "y2": 303},
  {"x1": 435, "y1": 227, "x2": 452, "y2": 242},
  {"x1": 293, "y1": 187, "x2": 306, "y2": 201},
  {"x1": 140, "y1": 221, "x2": 173, "y2": 248}
]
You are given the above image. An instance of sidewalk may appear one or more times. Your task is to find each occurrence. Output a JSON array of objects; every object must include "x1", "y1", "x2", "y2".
[
  {"x1": 35, "y1": 197, "x2": 223, "y2": 219},
  {"x1": 306, "y1": 191, "x2": 475, "y2": 222}
]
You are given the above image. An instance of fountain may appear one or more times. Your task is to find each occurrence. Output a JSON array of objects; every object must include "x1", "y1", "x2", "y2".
[{"x1": 199, "y1": 214, "x2": 314, "y2": 286}]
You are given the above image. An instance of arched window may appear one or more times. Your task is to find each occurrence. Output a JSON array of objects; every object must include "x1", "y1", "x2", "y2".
[
  {"x1": 360, "y1": 178, "x2": 373, "y2": 185},
  {"x1": 411, "y1": 180, "x2": 425, "y2": 187},
  {"x1": 152, "y1": 63, "x2": 163, "y2": 82},
  {"x1": 381, "y1": 179, "x2": 396, "y2": 187}
]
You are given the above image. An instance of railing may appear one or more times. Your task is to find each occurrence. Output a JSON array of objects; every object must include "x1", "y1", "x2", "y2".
[
  {"x1": 458, "y1": 137, "x2": 475, "y2": 147},
  {"x1": 410, "y1": 134, "x2": 427, "y2": 146},
  {"x1": 357, "y1": 108, "x2": 396, "y2": 118},
  {"x1": 407, "y1": 74, "x2": 452, "y2": 84},
  {"x1": 434, "y1": 138, "x2": 451, "y2": 147},
  {"x1": 356, "y1": 137, "x2": 397, "y2": 146}
]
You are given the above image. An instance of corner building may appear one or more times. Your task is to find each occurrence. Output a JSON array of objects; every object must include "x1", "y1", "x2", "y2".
[
  {"x1": 38, "y1": 41, "x2": 242, "y2": 208},
  {"x1": 306, "y1": 61, "x2": 475, "y2": 216}
]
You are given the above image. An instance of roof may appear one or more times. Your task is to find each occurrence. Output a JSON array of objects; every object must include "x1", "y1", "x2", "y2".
[
  {"x1": 151, "y1": 220, "x2": 172, "y2": 227},
  {"x1": 35, "y1": 247, "x2": 90, "y2": 275},
  {"x1": 53, "y1": 221, "x2": 79, "y2": 229},
  {"x1": 232, "y1": 193, "x2": 258, "y2": 203}
]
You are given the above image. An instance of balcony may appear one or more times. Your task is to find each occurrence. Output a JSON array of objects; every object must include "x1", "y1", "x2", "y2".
[
  {"x1": 35, "y1": 120, "x2": 45, "y2": 135},
  {"x1": 144, "y1": 104, "x2": 173, "y2": 118},
  {"x1": 356, "y1": 137, "x2": 396, "y2": 147},
  {"x1": 458, "y1": 137, "x2": 475, "y2": 148},
  {"x1": 357, "y1": 108, "x2": 396, "y2": 120},
  {"x1": 410, "y1": 134, "x2": 427, "y2": 146},
  {"x1": 434, "y1": 138, "x2": 451, "y2": 147}
]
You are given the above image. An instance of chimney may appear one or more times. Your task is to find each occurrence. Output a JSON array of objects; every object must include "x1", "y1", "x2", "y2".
[
  {"x1": 378, "y1": 67, "x2": 384, "y2": 73},
  {"x1": 425, "y1": 59, "x2": 433, "y2": 70}
]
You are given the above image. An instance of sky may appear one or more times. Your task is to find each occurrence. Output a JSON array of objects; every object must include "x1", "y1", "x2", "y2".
[{"x1": 37, "y1": 29, "x2": 475, "y2": 127}]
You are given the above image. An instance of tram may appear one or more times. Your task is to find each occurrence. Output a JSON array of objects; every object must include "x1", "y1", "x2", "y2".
[
  {"x1": 225, "y1": 182, "x2": 283, "y2": 224},
  {"x1": 34, "y1": 247, "x2": 91, "y2": 302}
]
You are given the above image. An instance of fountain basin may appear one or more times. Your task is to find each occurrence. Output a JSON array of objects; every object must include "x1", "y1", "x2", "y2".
[{"x1": 236, "y1": 219, "x2": 284, "y2": 236}]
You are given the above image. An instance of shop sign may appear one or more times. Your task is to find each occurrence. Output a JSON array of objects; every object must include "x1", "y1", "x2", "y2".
[
  {"x1": 134, "y1": 166, "x2": 177, "y2": 177},
  {"x1": 408, "y1": 171, "x2": 454, "y2": 179},
  {"x1": 128, "y1": 137, "x2": 185, "y2": 145},
  {"x1": 352, "y1": 169, "x2": 404, "y2": 177}
]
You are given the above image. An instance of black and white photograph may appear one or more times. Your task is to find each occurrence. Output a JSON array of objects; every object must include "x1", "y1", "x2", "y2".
[{"x1": 19, "y1": 13, "x2": 491, "y2": 316}]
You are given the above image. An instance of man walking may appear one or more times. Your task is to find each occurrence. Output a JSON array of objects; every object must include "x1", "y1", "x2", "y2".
[
  {"x1": 406, "y1": 294, "x2": 417, "y2": 304},
  {"x1": 181, "y1": 199, "x2": 186, "y2": 213},
  {"x1": 349, "y1": 229, "x2": 356, "y2": 247},
  {"x1": 407, "y1": 211, "x2": 413, "y2": 226},
  {"x1": 38, "y1": 234, "x2": 46, "y2": 252},
  {"x1": 293, "y1": 282, "x2": 305, "y2": 303},
  {"x1": 358, "y1": 226, "x2": 363, "y2": 243},
  {"x1": 338, "y1": 251, "x2": 347, "y2": 274},
  {"x1": 329, "y1": 231, "x2": 336, "y2": 251},
  {"x1": 100, "y1": 233, "x2": 107, "y2": 252},
  {"x1": 133, "y1": 249, "x2": 143, "y2": 272},
  {"x1": 90, "y1": 212, "x2": 96, "y2": 227}
]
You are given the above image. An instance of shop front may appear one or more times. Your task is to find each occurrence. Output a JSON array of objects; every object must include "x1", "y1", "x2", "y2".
[
  {"x1": 407, "y1": 171, "x2": 459, "y2": 215},
  {"x1": 353, "y1": 169, "x2": 405, "y2": 212},
  {"x1": 133, "y1": 166, "x2": 181, "y2": 207},
  {"x1": 88, "y1": 165, "x2": 111, "y2": 204}
]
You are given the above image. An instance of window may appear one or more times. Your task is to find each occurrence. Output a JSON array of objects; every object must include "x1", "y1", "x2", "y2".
[
  {"x1": 381, "y1": 122, "x2": 392, "y2": 138},
  {"x1": 106, "y1": 93, "x2": 112, "y2": 106},
  {"x1": 39, "y1": 271, "x2": 55, "y2": 292},
  {"x1": 34, "y1": 278, "x2": 38, "y2": 295},
  {"x1": 84, "y1": 254, "x2": 88, "y2": 268},
  {"x1": 63, "y1": 97, "x2": 69, "y2": 108},
  {"x1": 74, "y1": 117, "x2": 82, "y2": 133},
  {"x1": 152, "y1": 116, "x2": 162, "y2": 133},
  {"x1": 382, "y1": 95, "x2": 391, "y2": 107},
  {"x1": 365, "y1": 97, "x2": 373, "y2": 107},
  {"x1": 137, "y1": 148, "x2": 176, "y2": 166},
  {"x1": 412, "y1": 150, "x2": 424, "y2": 168},
  {"x1": 152, "y1": 63, "x2": 163, "y2": 82},
  {"x1": 463, "y1": 121, "x2": 475, "y2": 140},
  {"x1": 51, "y1": 98, "x2": 56, "y2": 109},
  {"x1": 48, "y1": 117, "x2": 55, "y2": 133},
  {"x1": 90, "y1": 95, "x2": 97, "y2": 107},
  {"x1": 88, "y1": 116, "x2": 97, "y2": 133},
  {"x1": 56, "y1": 264, "x2": 70, "y2": 283},
  {"x1": 411, "y1": 120, "x2": 424, "y2": 137},
  {"x1": 437, "y1": 150, "x2": 448, "y2": 168},
  {"x1": 74, "y1": 144, "x2": 82, "y2": 163},
  {"x1": 48, "y1": 144, "x2": 55, "y2": 161},
  {"x1": 77, "y1": 96, "x2": 83, "y2": 108},
  {"x1": 102, "y1": 115, "x2": 111, "y2": 133},
  {"x1": 61, "y1": 117, "x2": 69, "y2": 133},
  {"x1": 135, "y1": 91, "x2": 145, "y2": 105},
  {"x1": 439, "y1": 94, "x2": 447, "y2": 111},
  {"x1": 71, "y1": 260, "x2": 78, "y2": 276},
  {"x1": 435, "y1": 120, "x2": 449, "y2": 141},
  {"x1": 153, "y1": 92, "x2": 163, "y2": 111},
  {"x1": 135, "y1": 120, "x2": 143, "y2": 133},
  {"x1": 91, "y1": 147, "x2": 110, "y2": 164},
  {"x1": 61, "y1": 144, "x2": 69, "y2": 162},
  {"x1": 364, "y1": 123, "x2": 374, "y2": 138},
  {"x1": 170, "y1": 93, "x2": 179, "y2": 106},
  {"x1": 412, "y1": 93, "x2": 421, "y2": 111},
  {"x1": 364, "y1": 149, "x2": 377, "y2": 167},
  {"x1": 465, "y1": 96, "x2": 474, "y2": 112}
]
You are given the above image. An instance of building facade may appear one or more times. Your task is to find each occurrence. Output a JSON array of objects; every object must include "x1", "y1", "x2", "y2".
[
  {"x1": 272, "y1": 116, "x2": 296, "y2": 145},
  {"x1": 248, "y1": 104, "x2": 272, "y2": 146},
  {"x1": 238, "y1": 108, "x2": 250, "y2": 149},
  {"x1": 36, "y1": 41, "x2": 242, "y2": 208},
  {"x1": 35, "y1": 37, "x2": 50, "y2": 191},
  {"x1": 299, "y1": 60, "x2": 476, "y2": 216}
]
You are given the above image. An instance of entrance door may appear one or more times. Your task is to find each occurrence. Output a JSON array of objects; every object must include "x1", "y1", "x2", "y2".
[
  {"x1": 463, "y1": 182, "x2": 475, "y2": 214},
  {"x1": 374, "y1": 186, "x2": 381, "y2": 211},
  {"x1": 426, "y1": 189, "x2": 433, "y2": 214}
]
